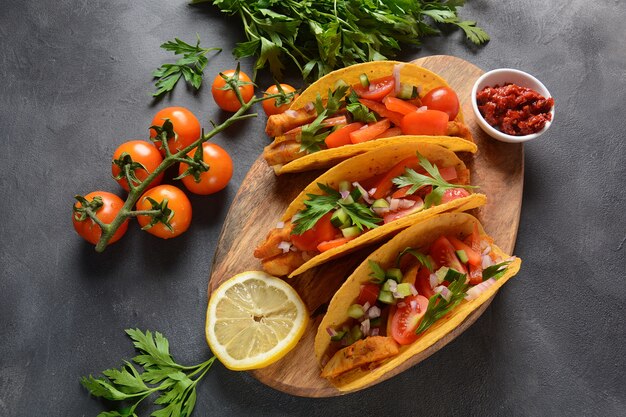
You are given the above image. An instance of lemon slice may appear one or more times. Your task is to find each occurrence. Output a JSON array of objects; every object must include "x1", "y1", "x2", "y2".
[{"x1": 205, "y1": 271, "x2": 308, "y2": 370}]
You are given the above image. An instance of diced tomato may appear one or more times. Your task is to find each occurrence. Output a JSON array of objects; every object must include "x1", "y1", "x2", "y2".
[
  {"x1": 465, "y1": 223, "x2": 483, "y2": 284},
  {"x1": 414, "y1": 265, "x2": 435, "y2": 299},
  {"x1": 325, "y1": 122, "x2": 364, "y2": 148},
  {"x1": 390, "y1": 295, "x2": 429, "y2": 345},
  {"x1": 350, "y1": 119, "x2": 391, "y2": 144},
  {"x1": 316, "y1": 237, "x2": 351, "y2": 252},
  {"x1": 357, "y1": 283, "x2": 380, "y2": 306},
  {"x1": 441, "y1": 188, "x2": 470, "y2": 204},
  {"x1": 291, "y1": 213, "x2": 338, "y2": 252},
  {"x1": 352, "y1": 76, "x2": 395, "y2": 101},
  {"x1": 371, "y1": 156, "x2": 420, "y2": 199},
  {"x1": 429, "y1": 236, "x2": 467, "y2": 273},
  {"x1": 392, "y1": 185, "x2": 432, "y2": 199},
  {"x1": 358, "y1": 99, "x2": 404, "y2": 126},
  {"x1": 401, "y1": 109, "x2": 449, "y2": 136},
  {"x1": 438, "y1": 166, "x2": 458, "y2": 182},
  {"x1": 383, "y1": 96, "x2": 419, "y2": 115},
  {"x1": 374, "y1": 127, "x2": 403, "y2": 140},
  {"x1": 448, "y1": 236, "x2": 481, "y2": 266}
]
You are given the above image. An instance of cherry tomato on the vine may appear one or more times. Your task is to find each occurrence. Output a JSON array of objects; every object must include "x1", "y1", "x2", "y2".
[
  {"x1": 150, "y1": 107, "x2": 201, "y2": 156},
  {"x1": 262, "y1": 84, "x2": 297, "y2": 116},
  {"x1": 179, "y1": 143, "x2": 233, "y2": 195},
  {"x1": 72, "y1": 191, "x2": 128, "y2": 245},
  {"x1": 136, "y1": 185, "x2": 192, "y2": 239},
  {"x1": 421, "y1": 87, "x2": 460, "y2": 121},
  {"x1": 211, "y1": 69, "x2": 255, "y2": 112},
  {"x1": 112, "y1": 140, "x2": 164, "y2": 192}
]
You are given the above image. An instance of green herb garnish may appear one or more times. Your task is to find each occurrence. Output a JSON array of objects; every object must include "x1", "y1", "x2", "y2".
[
  {"x1": 395, "y1": 247, "x2": 434, "y2": 270},
  {"x1": 483, "y1": 260, "x2": 513, "y2": 280},
  {"x1": 81, "y1": 329, "x2": 215, "y2": 417},
  {"x1": 368, "y1": 260, "x2": 387, "y2": 284},
  {"x1": 415, "y1": 274, "x2": 469, "y2": 334},
  {"x1": 152, "y1": 36, "x2": 221, "y2": 97},
  {"x1": 392, "y1": 153, "x2": 478, "y2": 207},
  {"x1": 346, "y1": 90, "x2": 377, "y2": 123}
]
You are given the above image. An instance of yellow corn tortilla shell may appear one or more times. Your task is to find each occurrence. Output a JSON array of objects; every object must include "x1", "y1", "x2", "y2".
[
  {"x1": 281, "y1": 142, "x2": 486, "y2": 278},
  {"x1": 314, "y1": 212, "x2": 522, "y2": 392}
]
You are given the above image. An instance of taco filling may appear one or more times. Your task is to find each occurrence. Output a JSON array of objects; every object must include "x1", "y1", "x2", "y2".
[
  {"x1": 264, "y1": 69, "x2": 472, "y2": 169},
  {"x1": 320, "y1": 224, "x2": 514, "y2": 380},
  {"x1": 254, "y1": 152, "x2": 476, "y2": 277}
]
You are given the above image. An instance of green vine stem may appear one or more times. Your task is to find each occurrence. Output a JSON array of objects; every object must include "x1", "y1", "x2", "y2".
[{"x1": 77, "y1": 82, "x2": 291, "y2": 253}]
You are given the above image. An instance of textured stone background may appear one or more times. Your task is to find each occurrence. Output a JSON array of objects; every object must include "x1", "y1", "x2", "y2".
[{"x1": 1, "y1": 0, "x2": 625, "y2": 416}]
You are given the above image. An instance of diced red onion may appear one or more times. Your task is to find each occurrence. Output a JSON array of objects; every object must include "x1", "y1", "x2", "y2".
[
  {"x1": 482, "y1": 254, "x2": 494, "y2": 269},
  {"x1": 393, "y1": 64, "x2": 404, "y2": 95},
  {"x1": 362, "y1": 302, "x2": 371, "y2": 312},
  {"x1": 372, "y1": 206, "x2": 390, "y2": 215},
  {"x1": 276, "y1": 221, "x2": 285, "y2": 229},
  {"x1": 398, "y1": 199, "x2": 416, "y2": 209},
  {"x1": 409, "y1": 299, "x2": 418, "y2": 310},
  {"x1": 340, "y1": 190, "x2": 350, "y2": 199},
  {"x1": 368, "y1": 305, "x2": 381, "y2": 319},
  {"x1": 434, "y1": 285, "x2": 452, "y2": 302},
  {"x1": 370, "y1": 328, "x2": 380, "y2": 336},
  {"x1": 326, "y1": 327, "x2": 337, "y2": 337},
  {"x1": 352, "y1": 182, "x2": 373, "y2": 204},
  {"x1": 285, "y1": 109, "x2": 299, "y2": 118},
  {"x1": 482, "y1": 244, "x2": 492, "y2": 255},
  {"x1": 388, "y1": 280, "x2": 398, "y2": 292},
  {"x1": 277, "y1": 241, "x2": 292, "y2": 253},
  {"x1": 303, "y1": 102, "x2": 315, "y2": 112},
  {"x1": 389, "y1": 198, "x2": 400, "y2": 211},
  {"x1": 360, "y1": 319, "x2": 371, "y2": 336},
  {"x1": 429, "y1": 273, "x2": 438, "y2": 289},
  {"x1": 368, "y1": 187, "x2": 377, "y2": 196},
  {"x1": 465, "y1": 278, "x2": 496, "y2": 301},
  {"x1": 409, "y1": 284, "x2": 418, "y2": 296},
  {"x1": 418, "y1": 106, "x2": 427, "y2": 112}
]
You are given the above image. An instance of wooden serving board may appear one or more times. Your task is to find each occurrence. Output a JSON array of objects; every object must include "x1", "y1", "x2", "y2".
[{"x1": 208, "y1": 55, "x2": 524, "y2": 397}]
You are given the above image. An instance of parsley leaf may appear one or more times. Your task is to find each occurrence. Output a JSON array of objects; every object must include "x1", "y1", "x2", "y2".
[
  {"x1": 368, "y1": 260, "x2": 387, "y2": 284},
  {"x1": 392, "y1": 153, "x2": 478, "y2": 208},
  {"x1": 416, "y1": 273, "x2": 469, "y2": 334},
  {"x1": 81, "y1": 329, "x2": 216, "y2": 417},
  {"x1": 483, "y1": 260, "x2": 513, "y2": 280},
  {"x1": 346, "y1": 90, "x2": 377, "y2": 123},
  {"x1": 395, "y1": 247, "x2": 434, "y2": 270},
  {"x1": 299, "y1": 111, "x2": 331, "y2": 153},
  {"x1": 152, "y1": 36, "x2": 221, "y2": 97}
]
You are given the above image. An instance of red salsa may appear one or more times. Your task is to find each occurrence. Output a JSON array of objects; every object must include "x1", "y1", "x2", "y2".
[{"x1": 476, "y1": 83, "x2": 554, "y2": 136}]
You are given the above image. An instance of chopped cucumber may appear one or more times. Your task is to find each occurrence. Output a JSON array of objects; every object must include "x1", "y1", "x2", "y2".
[
  {"x1": 347, "y1": 304, "x2": 364, "y2": 319},
  {"x1": 359, "y1": 73, "x2": 370, "y2": 88},
  {"x1": 351, "y1": 325, "x2": 363, "y2": 341},
  {"x1": 456, "y1": 249, "x2": 469, "y2": 264},
  {"x1": 334, "y1": 79, "x2": 349, "y2": 90},
  {"x1": 338, "y1": 180, "x2": 351, "y2": 192},
  {"x1": 372, "y1": 198, "x2": 390, "y2": 208},
  {"x1": 435, "y1": 266, "x2": 449, "y2": 284},
  {"x1": 378, "y1": 290, "x2": 395, "y2": 304},
  {"x1": 386, "y1": 268, "x2": 403, "y2": 282},
  {"x1": 395, "y1": 283, "x2": 412, "y2": 297},
  {"x1": 331, "y1": 208, "x2": 350, "y2": 228},
  {"x1": 397, "y1": 84, "x2": 419, "y2": 100},
  {"x1": 342, "y1": 226, "x2": 361, "y2": 238},
  {"x1": 330, "y1": 330, "x2": 346, "y2": 342}
]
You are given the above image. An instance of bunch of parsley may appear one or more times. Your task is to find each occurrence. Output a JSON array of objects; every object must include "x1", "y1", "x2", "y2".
[{"x1": 202, "y1": 0, "x2": 489, "y2": 80}]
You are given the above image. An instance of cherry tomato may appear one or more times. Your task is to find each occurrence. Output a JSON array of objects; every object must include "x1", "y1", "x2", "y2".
[
  {"x1": 291, "y1": 212, "x2": 338, "y2": 252},
  {"x1": 112, "y1": 141, "x2": 164, "y2": 192},
  {"x1": 371, "y1": 156, "x2": 421, "y2": 199},
  {"x1": 390, "y1": 295, "x2": 429, "y2": 345},
  {"x1": 325, "y1": 122, "x2": 364, "y2": 148},
  {"x1": 441, "y1": 188, "x2": 470, "y2": 204},
  {"x1": 401, "y1": 109, "x2": 449, "y2": 136},
  {"x1": 262, "y1": 84, "x2": 297, "y2": 116},
  {"x1": 430, "y1": 236, "x2": 466, "y2": 273},
  {"x1": 136, "y1": 185, "x2": 192, "y2": 239},
  {"x1": 421, "y1": 87, "x2": 460, "y2": 120},
  {"x1": 383, "y1": 96, "x2": 418, "y2": 115},
  {"x1": 464, "y1": 223, "x2": 484, "y2": 284},
  {"x1": 352, "y1": 76, "x2": 395, "y2": 101},
  {"x1": 150, "y1": 107, "x2": 201, "y2": 156},
  {"x1": 179, "y1": 143, "x2": 233, "y2": 195},
  {"x1": 211, "y1": 69, "x2": 255, "y2": 112},
  {"x1": 357, "y1": 283, "x2": 381, "y2": 306},
  {"x1": 414, "y1": 266, "x2": 435, "y2": 299},
  {"x1": 73, "y1": 191, "x2": 128, "y2": 245}
]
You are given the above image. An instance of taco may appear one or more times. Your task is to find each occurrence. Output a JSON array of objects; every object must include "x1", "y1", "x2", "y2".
[
  {"x1": 314, "y1": 212, "x2": 521, "y2": 392},
  {"x1": 263, "y1": 61, "x2": 476, "y2": 175},
  {"x1": 254, "y1": 142, "x2": 486, "y2": 278}
]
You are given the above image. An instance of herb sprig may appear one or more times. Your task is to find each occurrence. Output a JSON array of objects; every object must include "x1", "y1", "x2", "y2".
[
  {"x1": 81, "y1": 329, "x2": 216, "y2": 417},
  {"x1": 416, "y1": 273, "x2": 469, "y2": 334},
  {"x1": 392, "y1": 153, "x2": 478, "y2": 207},
  {"x1": 299, "y1": 84, "x2": 350, "y2": 152},
  {"x1": 204, "y1": 0, "x2": 489, "y2": 80},
  {"x1": 292, "y1": 183, "x2": 381, "y2": 235},
  {"x1": 152, "y1": 36, "x2": 221, "y2": 97}
]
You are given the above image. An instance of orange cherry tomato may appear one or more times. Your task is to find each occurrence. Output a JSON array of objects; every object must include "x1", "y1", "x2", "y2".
[
  {"x1": 401, "y1": 109, "x2": 449, "y2": 136},
  {"x1": 324, "y1": 122, "x2": 364, "y2": 148},
  {"x1": 421, "y1": 87, "x2": 460, "y2": 120},
  {"x1": 291, "y1": 213, "x2": 338, "y2": 252},
  {"x1": 211, "y1": 69, "x2": 255, "y2": 112},
  {"x1": 383, "y1": 96, "x2": 419, "y2": 115},
  {"x1": 136, "y1": 185, "x2": 192, "y2": 239},
  {"x1": 72, "y1": 191, "x2": 128, "y2": 245},
  {"x1": 262, "y1": 84, "x2": 297, "y2": 116},
  {"x1": 150, "y1": 107, "x2": 201, "y2": 156},
  {"x1": 349, "y1": 119, "x2": 391, "y2": 144},
  {"x1": 179, "y1": 143, "x2": 233, "y2": 195},
  {"x1": 112, "y1": 140, "x2": 164, "y2": 192}
]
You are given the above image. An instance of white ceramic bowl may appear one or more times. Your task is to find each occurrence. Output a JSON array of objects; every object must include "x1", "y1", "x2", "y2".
[{"x1": 471, "y1": 68, "x2": 555, "y2": 143}]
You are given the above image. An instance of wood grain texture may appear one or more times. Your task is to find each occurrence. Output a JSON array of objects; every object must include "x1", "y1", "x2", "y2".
[{"x1": 208, "y1": 56, "x2": 523, "y2": 397}]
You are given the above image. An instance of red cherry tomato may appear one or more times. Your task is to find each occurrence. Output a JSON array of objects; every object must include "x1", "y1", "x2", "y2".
[
  {"x1": 112, "y1": 141, "x2": 164, "y2": 192},
  {"x1": 136, "y1": 185, "x2": 192, "y2": 239},
  {"x1": 400, "y1": 109, "x2": 449, "y2": 136},
  {"x1": 448, "y1": 236, "x2": 481, "y2": 266},
  {"x1": 291, "y1": 213, "x2": 338, "y2": 252},
  {"x1": 414, "y1": 266, "x2": 435, "y2": 299},
  {"x1": 390, "y1": 295, "x2": 429, "y2": 345},
  {"x1": 150, "y1": 107, "x2": 201, "y2": 156},
  {"x1": 211, "y1": 69, "x2": 255, "y2": 112},
  {"x1": 72, "y1": 191, "x2": 128, "y2": 245},
  {"x1": 441, "y1": 188, "x2": 470, "y2": 204},
  {"x1": 421, "y1": 87, "x2": 460, "y2": 120},
  {"x1": 179, "y1": 143, "x2": 233, "y2": 195},
  {"x1": 430, "y1": 236, "x2": 467, "y2": 273},
  {"x1": 352, "y1": 76, "x2": 395, "y2": 101},
  {"x1": 357, "y1": 283, "x2": 381, "y2": 306},
  {"x1": 262, "y1": 84, "x2": 297, "y2": 116}
]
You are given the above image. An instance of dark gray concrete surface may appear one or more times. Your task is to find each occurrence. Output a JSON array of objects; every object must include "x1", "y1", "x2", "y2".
[{"x1": 1, "y1": 0, "x2": 625, "y2": 416}]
